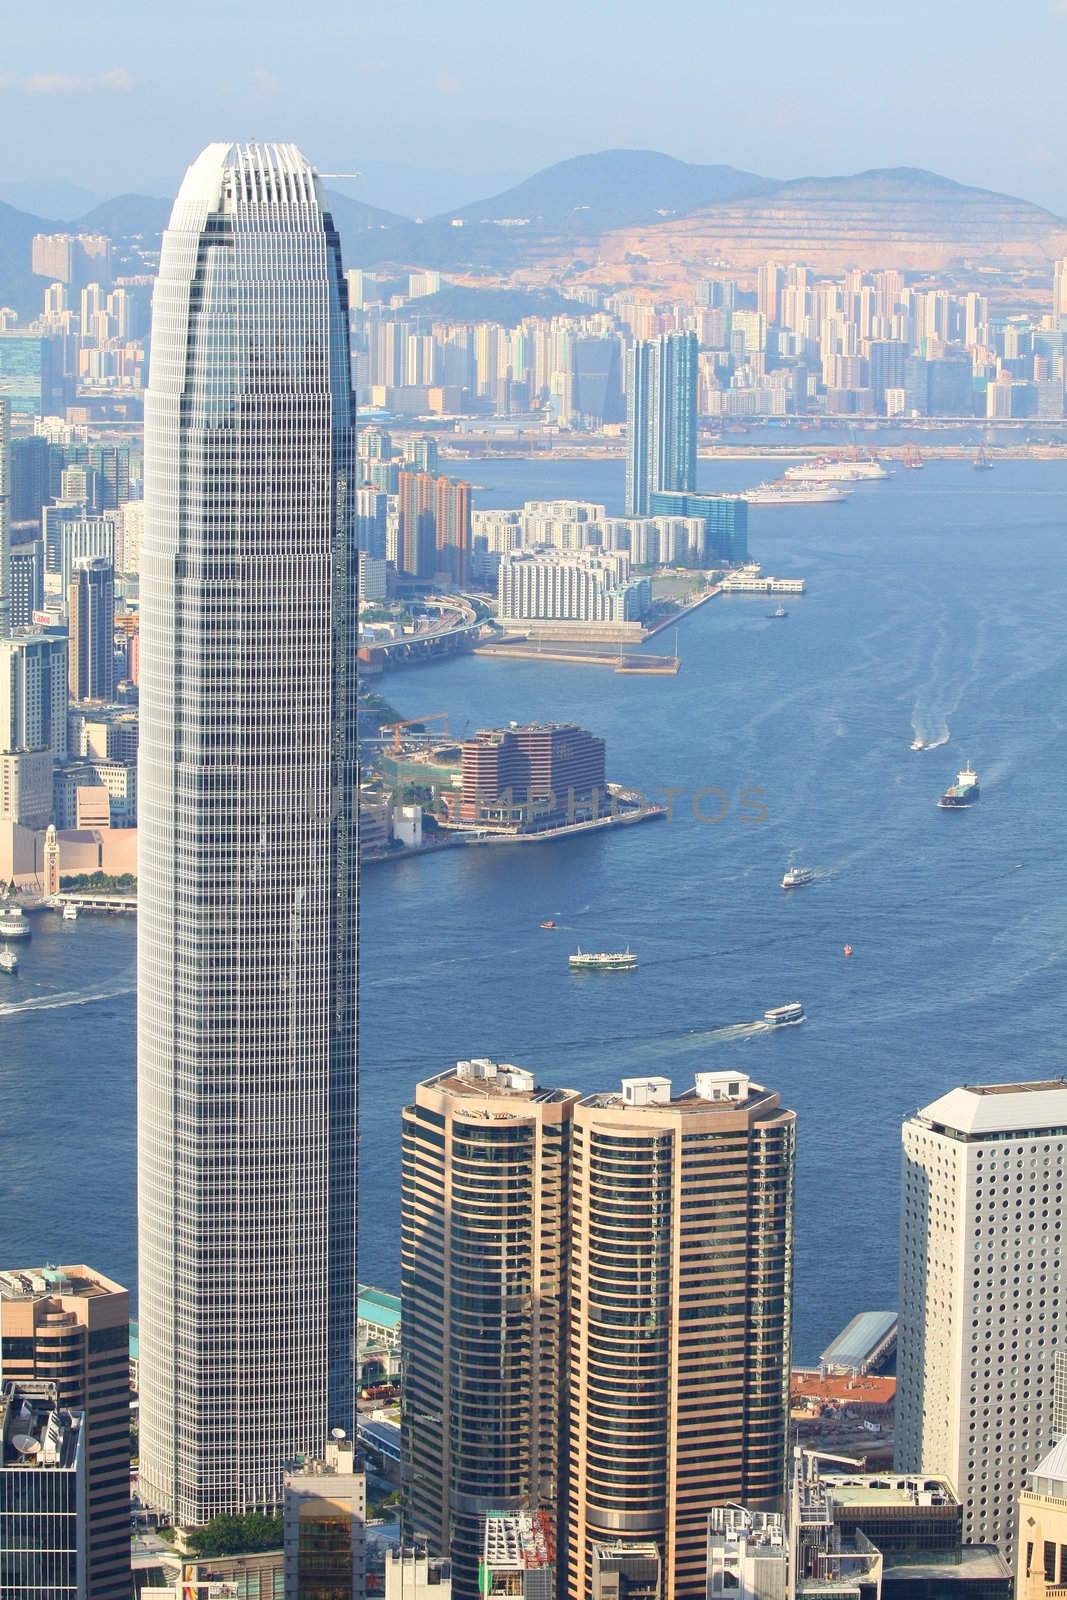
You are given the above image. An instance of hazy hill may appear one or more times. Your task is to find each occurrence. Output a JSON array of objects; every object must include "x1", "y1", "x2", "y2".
[{"x1": 439, "y1": 149, "x2": 775, "y2": 229}]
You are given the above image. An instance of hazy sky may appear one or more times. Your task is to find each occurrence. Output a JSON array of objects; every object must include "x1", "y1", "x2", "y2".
[{"x1": 3, "y1": 0, "x2": 1067, "y2": 218}]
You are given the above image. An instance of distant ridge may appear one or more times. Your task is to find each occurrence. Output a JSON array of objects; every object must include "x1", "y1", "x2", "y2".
[{"x1": 1, "y1": 152, "x2": 1066, "y2": 314}]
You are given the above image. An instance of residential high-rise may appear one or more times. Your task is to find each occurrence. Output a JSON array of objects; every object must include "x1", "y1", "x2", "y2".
[
  {"x1": 68, "y1": 555, "x2": 115, "y2": 702},
  {"x1": 137, "y1": 142, "x2": 359, "y2": 1525},
  {"x1": 0, "y1": 1381, "x2": 86, "y2": 1600},
  {"x1": 567, "y1": 1070, "x2": 795, "y2": 1600},
  {"x1": 397, "y1": 471, "x2": 472, "y2": 584},
  {"x1": 401, "y1": 1060, "x2": 579, "y2": 1600},
  {"x1": 625, "y1": 332, "x2": 698, "y2": 516},
  {"x1": 283, "y1": 1435, "x2": 366, "y2": 1599},
  {"x1": 0, "y1": 633, "x2": 68, "y2": 756},
  {"x1": 10, "y1": 542, "x2": 43, "y2": 626},
  {"x1": 896, "y1": 1081, "x2": 1067, "y2": 1561},
  {"x1": 60, "y1": 516, "x2": 116, "y2": 595},
  {"x1": 0, "y1": 1266, "x2": 130, "y2": 1600}
]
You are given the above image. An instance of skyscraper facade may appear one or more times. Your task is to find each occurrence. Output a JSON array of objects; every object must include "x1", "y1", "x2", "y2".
[
  {"x1": 566, "y1": 1070, "x2": 795, "y2": 1600},
  {"x1": 897, "y1": 1081, "x2": 1067, "y2": 1561},
  {"x1": 137, "y1": 142, "x2": 359, "y2": 1524},
  {"x1": 625, "y1": 332, "x2": 698, "y2": 516},
  {"x1": 67, "y1": 555, "x2": 115, "y2": 702},
  {"x1": 0, "y1": 399, "x2": 9, "y2": 637},
  {"x1": 401, "y1": 1060, "x2": 579, "y2": 1600}
]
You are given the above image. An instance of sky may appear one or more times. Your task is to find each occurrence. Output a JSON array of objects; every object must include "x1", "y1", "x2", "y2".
[{"x1": 3, "y1": 0, "x2": 1067, "y2": 219}]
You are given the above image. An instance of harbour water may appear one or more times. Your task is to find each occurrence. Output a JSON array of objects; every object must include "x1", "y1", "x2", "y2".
[{"x1": 3, "y1": 456, "x2": 1067, "y2": 1362}]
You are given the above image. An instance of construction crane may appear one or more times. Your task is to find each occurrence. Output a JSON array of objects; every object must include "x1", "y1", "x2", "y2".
[{"x1": 380, "y1": 714, "x2": 450, "y2": 753}]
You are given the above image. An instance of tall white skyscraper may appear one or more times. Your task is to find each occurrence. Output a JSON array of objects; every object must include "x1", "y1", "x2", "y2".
[
  {"x1": 896, "y1": 1081, "x2": 1067, "y2": 1561},
  {"x1": 137, "y1": 142, "x2": 359, "y2": 1524},
  {"x1": 0, "y1": 398, "x2": 9, "y2": 636}
]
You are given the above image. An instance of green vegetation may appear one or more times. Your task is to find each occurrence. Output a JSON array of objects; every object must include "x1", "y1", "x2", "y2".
[
  {"x1": 185, "y1": 1511, "x2": 283, "y2": 1557},
  {"x1": 59, "y1": 872, "x2": 136, "y2": 893}
]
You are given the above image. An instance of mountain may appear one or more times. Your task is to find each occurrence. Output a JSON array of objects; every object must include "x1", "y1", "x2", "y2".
[
  {"x1": 0, "y1": 190, "x2": 411, "y2": 316},
  {"x1": 574, "y1": 166, "x2": 1067, "y2": 286},
  {"x1": 439, "y1": 149, "x2": 775, "y2": 230}
]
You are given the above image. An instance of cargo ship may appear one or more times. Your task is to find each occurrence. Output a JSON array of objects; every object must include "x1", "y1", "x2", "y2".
[
  {"x1": 764, "y1": 1002, "x2": 805, "y2": 1027},
  {"x1": 938, "y1": 764, "x2": 979, "y2": 809},
  {"x1": 569, "y1": 946, "x2": 638, "y2": 972}
]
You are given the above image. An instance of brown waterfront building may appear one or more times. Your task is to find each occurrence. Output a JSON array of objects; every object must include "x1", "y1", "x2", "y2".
[
  {"x1": 401, "y1": 1059, "x2": 579, "y2": 1600},
  {"x1": 457, "y1": 722, "x2": 607, "y2": 829},
  {"x1": 0, "y1": 1265, "x2": 130, "y2": 1600},
  {"x1": 566, "y1": 1071, "x2": 795, "y2": 1600}
]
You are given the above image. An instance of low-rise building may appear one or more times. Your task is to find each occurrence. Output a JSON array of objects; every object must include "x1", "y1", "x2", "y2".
[
  {"x1": 386, "y1": 1548, "x2": 452, "y2": 1600},
  {"x1": 480, "y1": 1510, "x2": 555, "y2": 1599},
  {"x1": 706, "y1": 1505, "x2": 787, "y2": 1600},
  {"x1": 1017, "y1": 1437, "x2": 1067, "y2": 1599},
  {"x1": 284, "y1": 1435, "x2": 365, "y2": 1600}
]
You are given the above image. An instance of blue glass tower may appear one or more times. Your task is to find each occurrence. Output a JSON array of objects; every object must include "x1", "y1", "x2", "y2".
[{"x1": 625, "y1": 331, "x2": 698, "y2": 516}]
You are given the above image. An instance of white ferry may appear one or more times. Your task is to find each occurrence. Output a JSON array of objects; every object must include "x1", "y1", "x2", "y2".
[
  {"x1": 0, "y1": 905, "x2": 31, "y2": 941},
  {"x1": 780, "y1": 867, "x2": 816, "y2": 889},
  {"x1": 0, "y1": 946, "x2": 18, "y2": 975},
  {"x1": 569, "y1": 946, "x2": 638, "y2": 972},
  {"x1": 784, "y1": 459, "x2": 889, "y2": 483},
  {"x1": 764, "y1": 1002, "x2": 806, "y2": 1027},
  {"x1": 744, "y1": 481, "x2": 851, "y2": 505}
]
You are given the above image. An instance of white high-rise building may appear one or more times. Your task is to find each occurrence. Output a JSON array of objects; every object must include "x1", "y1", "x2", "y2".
[
  {"x1": 896, "y1": 1081, "x2": 1067, "y2": 1561},
  {"x1": 138, "y1": 142, "x2": 359, "y2": 1524}
]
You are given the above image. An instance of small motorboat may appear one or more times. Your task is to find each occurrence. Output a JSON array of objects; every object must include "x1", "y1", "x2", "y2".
[
  {"x1": 767, "y1": 606, "x2": 788, "y2": 619},
  {"x1": 843, "y1": 944, "x2": 854, "y2": 958},
  {"x1": 62, "y1": 904, "x2": 78, "y2": 922},
  {"x1": 540, "y1": 920, "x2": 556, "y2": 929},
  {"x1": 910, "y1": 738, "x2": 925, "y2": 751}
]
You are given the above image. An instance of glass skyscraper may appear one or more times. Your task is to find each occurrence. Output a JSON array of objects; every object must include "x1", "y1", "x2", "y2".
[
  {"x1": 625, "y1": 331, "x2": 698, "y2": 516},
  {"x1": 137, "y1": 143, "x2": 358, "y2": 1524}
]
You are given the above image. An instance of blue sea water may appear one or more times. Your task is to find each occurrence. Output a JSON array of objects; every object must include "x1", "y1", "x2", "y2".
[{"x1": 3, "y1": 456, "x2": 1066, "y2": 1363}]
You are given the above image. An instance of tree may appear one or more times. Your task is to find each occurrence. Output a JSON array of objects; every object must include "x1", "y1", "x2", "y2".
[{"x1": 185, "y1": 1511, "x2": 283, "y2": 1557}]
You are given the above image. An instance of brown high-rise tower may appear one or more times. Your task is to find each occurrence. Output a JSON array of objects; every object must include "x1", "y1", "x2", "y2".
[
  {"x1": 566, "y1": 1071, "x2": 795, "y2": 1600},
  {"x1": 0, "y1": 1265, "x2": 130, "y2": 1600}
]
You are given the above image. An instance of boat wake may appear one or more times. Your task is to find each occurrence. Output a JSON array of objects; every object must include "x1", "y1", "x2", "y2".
[{"x1": 0, "y1": 979, "x2": 136, "y2": 1018}]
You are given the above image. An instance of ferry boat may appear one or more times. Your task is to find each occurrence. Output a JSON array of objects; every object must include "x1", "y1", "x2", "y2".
[
  {"x1": 0, "y1": 946, "x2": 18, "y2": 975},
  {"x1": 744, "y1": 481, "x2": 851, "y2": 505},
  {"x1": 0, "y1": 905, "x2": 31, "y2": 941},
  {"x1": 763, "y1": 1001, "x2": 805, "y2": 1027},
  {"x1": 62, "y1": 904, "x2": 79, "y2": 922},
  {"x1": 569, "y1": 946, "x2": 638, "y2": 972},
  {"x1": 784, "y1": 458, "x2": 889, "y2": 483},
  {"x1": 938, "y1": 764, "x2": 980, "y2": 809},
  {"x1": 781, "y1": 866, "x2": 816, "y2": 889}
]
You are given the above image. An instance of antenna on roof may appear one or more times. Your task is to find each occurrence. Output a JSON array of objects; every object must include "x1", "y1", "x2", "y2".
[{"x1": 320, "y1": 172, "x2": 363, "y2": 179}]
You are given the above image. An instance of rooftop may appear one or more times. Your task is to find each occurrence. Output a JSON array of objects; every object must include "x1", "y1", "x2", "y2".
[
  {"x1": 583, "y1": 1070, "x2": 774, "y2": 1114},
  {"x1": 820, "y1": 1311, "x2": 897, "y2": 1372},
  {"x1": 0, "y1": 1265, "x2": 124, "y2": 1301},
  {"x1": 0, "y1": 1382, "x2": 82, "y2": 1471},
  {"x1": 425, "y1": 1058, "x2": 577, "y2": 1106},
  {"x1": 915, "y1": 1080, "x2": 1067, "y2": 1137},
  {"x1": 1031, "y1": 1434, "x2": 1067, "y2": 1498},
  {"x1": 822, "y1": 1474, "x2": 958, "y2": 1511},
  {"x1": 483, "y1": 1510, "x2": 554, "y2": 1572},
  {"x1": 358, "y1": 1284, "x2": 401, "y2": 1330}
]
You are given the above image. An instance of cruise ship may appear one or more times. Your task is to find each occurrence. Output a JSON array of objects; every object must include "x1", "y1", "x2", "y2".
[
  {"x1": 569, "y1": 947, "x2": 638, "y2": 972},
  {"x1": 938, "y1": 764, "x2": 980, "y2": 809},
  {"x1": 784, "y1": 458, "x2": 890, "y2": 483},
  {"x1": 744, "y1": 480, "x2": 851, "y2": 505}
]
